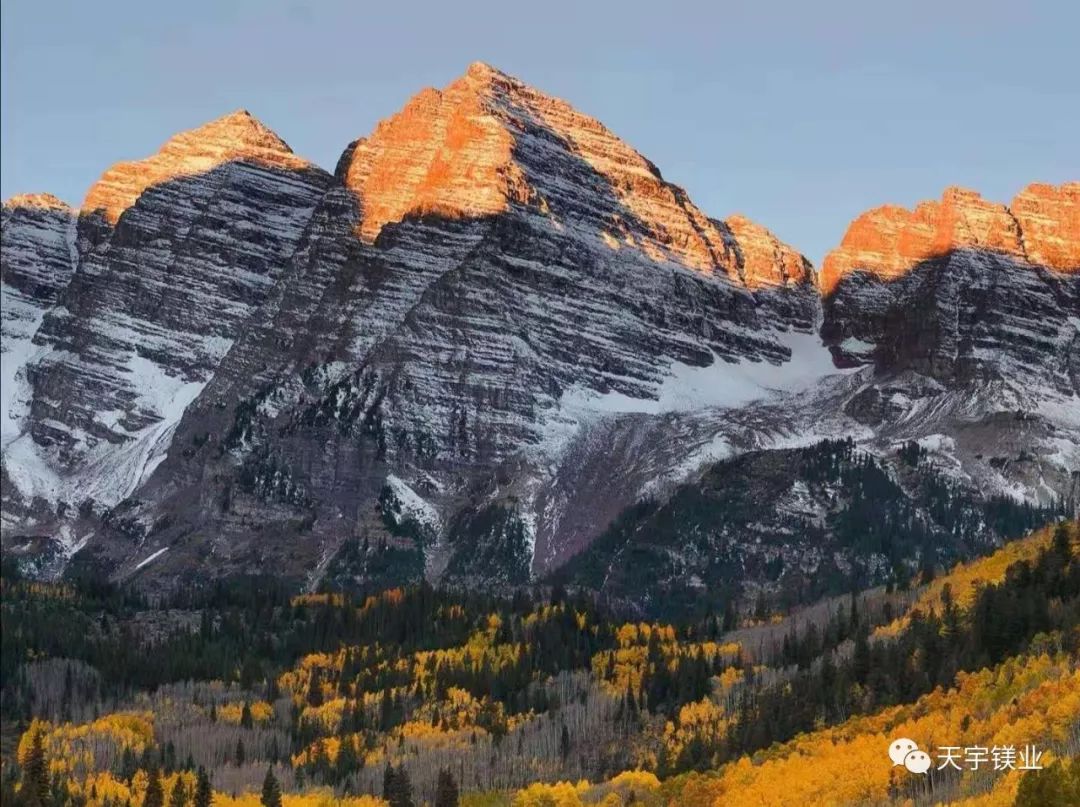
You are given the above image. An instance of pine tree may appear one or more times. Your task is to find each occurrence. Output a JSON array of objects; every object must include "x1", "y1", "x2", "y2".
[
  {"x1": 560, "y1": 723, "x2": 571, "y2": 759},
  {"x1": 167, "y1": 777, "x2": 187, "y2": 807},
  {"x1": 382, "y1": 764, "x2": 396, "y2": 802},
  {"x1": 434, "y1": 768, "x2": 459, "y2": 807},
  {"x1": 240, "y1": 702, "x2": 253, "y2": 729},
  {"x1": 382, "y1": 764, "x2": 414, "y2": 807},
  {"x1": 307, "y1": 669, "x2": 323, "y2": 707},
  {"x1": 235, "y1": 738, "x2": 246, "y2": 767},
  {"x1": 336, "y1": 736, "x2": 360, "y2": 782},
  {"x1": 1053, "y1": 521, "x2": 1073, "y2": 561},
  {"x1": 120, "y1": 747, "x2": 138, "y2": 783},
  {"x1": 193, "y1": 768, "x2": 212, "y2": 807},
  {"x1": 393, "y1": 765, "x2": 415, "y2": 807},
  {"x1": 143, "y1": 768, "x2": 165, "y2": 807},
  {"x1": 1014, "y1": 760, "x2": 1079, "y2": 806},
  {"x1": 20, "y1": 725, "x2": 49, "y2": 807},
  {"x1": 260, "y1": 767, "x2": 282, "y2": 807}
]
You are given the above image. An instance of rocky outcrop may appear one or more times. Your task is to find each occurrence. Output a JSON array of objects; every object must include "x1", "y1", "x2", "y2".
[
  {"x1": 818, "y1": 185, "x2": 1079, "y2": 528},
  {"x1": 820, "y1": 187, "x2": 1026, "y2": 293},
  {"x1": 820, "y1": 183, "x2": 1078, "y2": 295},
  {"x1": 821, "y1": 184, "x2": 1080, "y2": 391},
  {"x1": 1011, "y1": 182, "x2": 1080, "y2": 272}
]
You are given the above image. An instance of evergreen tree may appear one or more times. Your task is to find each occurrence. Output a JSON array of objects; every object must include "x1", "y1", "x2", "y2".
[
  {"x1": 434, "y1": 768, "x2": 459, "y2": 807},
  {"x1": 193, "y1": 768, "x2": 212, "y2": 807},
  {"x1": 119, "y1": 747, "x2": 138, "y2": 783},
  {"x1": 143, "y1": 768, "x2": 165, "y2": 807},
  {"x1": 336, "y1": 736, "x2": 360, "y2": 782},
  {"x1": 167, "y1": 777, "x2": 187, "y2": 807},
  {"x1": 382, "y1": 764, "x2": 414, "y2": 807},
  {"x1": 381, "y1": 764, "x2": 396, "y2": 802},
  {"x1": 307, "y1": 669, "x2": 323, "y2": 707},
  {"x1": 260, "y1": 767, "x2": 282, "y2": 807},
  {"x1": 1014, "y1": 759, "x2": 1080, "y2": 806},
  {"x1": 234, "y1": 738, "x2": 246, "y2": 767},
  {"x1": 240, "y1": 702, "x2": 253, "y2": 729},
  {"x1": 20, "y1": 726, "x2": 49, "y2": 807},
  {"x1": 395, "y1": 765, "x2": 415, "y2": 807}
]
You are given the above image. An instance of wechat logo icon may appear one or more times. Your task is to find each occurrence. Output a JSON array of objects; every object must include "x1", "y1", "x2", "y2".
[{"x1": 889, "y1": 738, "x2": 932, "y2": 774}]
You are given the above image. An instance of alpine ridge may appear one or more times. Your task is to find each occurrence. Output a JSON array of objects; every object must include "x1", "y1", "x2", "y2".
[{"x1": 1, "y1": 63, "x2": 1077, "y2": 610}]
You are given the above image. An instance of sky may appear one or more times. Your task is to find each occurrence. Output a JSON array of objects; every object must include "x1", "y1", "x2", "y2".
[{"x1": 2, "y1": 0, "x2": 1077, "y2": 265}]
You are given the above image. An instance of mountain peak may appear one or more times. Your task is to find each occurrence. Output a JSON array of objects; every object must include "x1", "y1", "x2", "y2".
[
  {"x1": 820, "y1": 183, "x2": 1079, "y2": 293},
  {"x1": 2, "y1": 192, "x2": 72, "y2": 212},
  {"x1": 338, "y1": 65, "x2": 525, "y2": 243},
  {"x1": 82, "y1": 110, "x2": 315, "y2": 223},
  {"x1": 186, "y1": 108, "x2": 291, "y2": 148},
  {"x1": 336, "y1": 64, "x2": 800, "y2": 287},
  {"x1": 464, "y1": 60, "x2": 505, "y2": 80}
]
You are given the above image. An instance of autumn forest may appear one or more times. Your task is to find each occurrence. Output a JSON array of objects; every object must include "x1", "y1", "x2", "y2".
[{"x1": 2, "y1": 520, "x2": 1079, "y2": 807}]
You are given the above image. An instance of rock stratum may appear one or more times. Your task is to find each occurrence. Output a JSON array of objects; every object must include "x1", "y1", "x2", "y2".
[{"x1": 2, "y1": 64, "x2": 1077, "y2": 609}]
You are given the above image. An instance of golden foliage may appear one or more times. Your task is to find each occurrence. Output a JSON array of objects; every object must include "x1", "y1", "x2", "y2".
[
  {"x1": 290, "y1": 593, "x2": 347, "y2": 608},
  {"x1": 213, "y1": 787, "x2": 387, "y2": 807},
  {"x1": 663, "y1": 699, "x2": 729, "y2": 762},
  {"x1": 217, "y1": 700, "x2": 274, "y2": 724},
  {"x1": 876, "y1": 522, "x2": 1070, "y2": 637},
  {"x1": 18, "y1": 712, "x2": 154, "y2": 780},
  {"x1": 507, "y1": 772, "x2": 662, "y2": 807},
  {"x1": 667, "y1": 651, "x2": 1080, "y2": 807},
  {"x1": 592, "y1": 624, "x2": 740, "y2": 695},
  {"x1": 510, "y1": 780, "x2": 589, "y2": 807}
]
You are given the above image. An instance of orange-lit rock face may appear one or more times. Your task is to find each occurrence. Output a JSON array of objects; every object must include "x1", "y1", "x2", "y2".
[
  {"x1": 821, "y1": 183, "x2": 1080, "y2": 293},
  {"x1": 82, "y1": 110, "x2": 312, "y2": 223},
  {"x1": 1011, "y1": 182, "x2": 1080, "y2": 271},
  {"x1": 341, "y1": 66, "x2": 526, "y2": 243},
  {"x1": 3, "y1": 192, "x2": 72, "y2": 212},
  {"x1": 723, "y1": 214, "x2": 814, "y2": 288},
  {"x1": 339, "y1": 62, "x2": 808, "y2": 289}
]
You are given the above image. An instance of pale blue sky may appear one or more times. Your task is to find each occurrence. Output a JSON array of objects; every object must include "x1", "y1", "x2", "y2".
[{"x1": 2, "y1": 0, "x2": 1076, "y2": 264}]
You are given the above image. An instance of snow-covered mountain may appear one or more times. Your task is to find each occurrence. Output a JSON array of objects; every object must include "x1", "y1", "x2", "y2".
[{"x1": 2, "y1": 64, "x2": 1077, "y2": 602}]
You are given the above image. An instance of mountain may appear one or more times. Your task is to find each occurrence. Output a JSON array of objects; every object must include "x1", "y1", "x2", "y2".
[
  {"x1": 819, "y1": 184, "x2": 1079, "y2": 507},
  {"x1": 2, "y1": 111, "x2": 331, "y2": 574},
  {"x1": 1, "y1": 64, "x2": 1076, "y2": 607}
]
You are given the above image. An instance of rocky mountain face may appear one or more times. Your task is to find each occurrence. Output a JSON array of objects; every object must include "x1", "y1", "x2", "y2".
[
  {"x1": 819, "y1": 184, "x2": 1079, "y2": 512},
  {"x1": 1, "y1": 194, "x2": 78, "y2": 530},
  {"x1": 821, "y1": 184, "x2": 1079, "y2": 387},
  {"x1": 1, "y1": 64, "x2": 1077, "y2": 609},
  {"x1": 2, "y1": 113, "x2": 330, "y2": 567}
]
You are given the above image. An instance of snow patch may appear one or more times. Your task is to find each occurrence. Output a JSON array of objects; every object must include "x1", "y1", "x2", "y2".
[
  {"x1": 134, "y1": 547, "x2": 168, "y2": 571},
  {"x1": 385, "y1": 474, "x2": 441, "y2": 531},
  {"x1": 914, "y1": 433, "x2": 957, "y2": 454},
  {"x1": 558, "y1": 330, "x2": 856, "y2": 417},
  {"x1": 840, "y1": 337, "x2": 876, "y2": 355}
]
